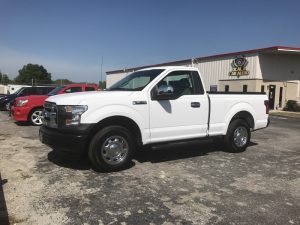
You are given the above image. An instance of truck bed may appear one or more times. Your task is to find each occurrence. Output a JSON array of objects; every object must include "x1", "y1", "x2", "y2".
[{"x1": 207, "y1": 92, "x2": 268, "y2": 136}]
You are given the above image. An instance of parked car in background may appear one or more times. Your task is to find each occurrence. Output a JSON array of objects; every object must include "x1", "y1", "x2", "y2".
[
  {"x1": 11, "y1": 83, "x2": 98, "y2": 125},
  {"x1": 0, "y1": 86, "x2": 55, "y2": 111}
]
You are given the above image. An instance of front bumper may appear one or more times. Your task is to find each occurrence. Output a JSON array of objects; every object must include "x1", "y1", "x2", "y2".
[
  {"x1": 11, "y1": 106, "x2": 30, "y2": 122},
  {"x1": 39, "y1": 125, "x2": 91, "y2": 155}
]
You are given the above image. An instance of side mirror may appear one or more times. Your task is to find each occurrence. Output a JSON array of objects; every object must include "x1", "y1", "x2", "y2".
[{"x1": 153, "y1": 85, "x2": 175, "y2": 100}]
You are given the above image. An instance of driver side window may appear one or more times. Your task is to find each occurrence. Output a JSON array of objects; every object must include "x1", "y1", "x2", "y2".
[{"x1": 158, "y1": 71, "x2": 194, "y2": 96}]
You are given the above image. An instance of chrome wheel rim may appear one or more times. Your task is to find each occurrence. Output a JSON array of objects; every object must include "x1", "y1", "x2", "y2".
[
  {"x1": 233, "y1": 126, "x2": 248, "y2": 147},
  {"x1": 101, "y1": 136, "x2": 129, "y2": 165},
  {"x1": 31, "y1": 110, "x2": 43, "y2": 125}
]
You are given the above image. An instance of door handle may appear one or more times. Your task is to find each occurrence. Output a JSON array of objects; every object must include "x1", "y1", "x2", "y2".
[{"x1": 191, "y1": 102, "x2": 200, "y2": 108}]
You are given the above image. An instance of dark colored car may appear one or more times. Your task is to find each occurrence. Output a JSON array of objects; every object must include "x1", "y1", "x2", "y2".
[{"x1": 0, "y1": 86, "x2": 55, "y2": 110}]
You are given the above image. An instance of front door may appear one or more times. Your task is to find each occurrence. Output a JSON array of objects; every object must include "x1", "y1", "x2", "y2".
[
  {"x1": 149, "y1": 70, "x2": 209, "y2": 143},
  {"x1": 269, "y1": 85, "x2": 276, "y2": 109}
]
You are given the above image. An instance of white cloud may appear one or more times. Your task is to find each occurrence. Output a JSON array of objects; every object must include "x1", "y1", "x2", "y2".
[{"x1": 0, "y1": 45, "x2": 105, "y2": 82}]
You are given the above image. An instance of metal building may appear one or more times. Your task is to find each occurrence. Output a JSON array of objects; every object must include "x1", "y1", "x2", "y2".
[{"x1": 106, "y1": 46, "x2": 300, "y2": 110}]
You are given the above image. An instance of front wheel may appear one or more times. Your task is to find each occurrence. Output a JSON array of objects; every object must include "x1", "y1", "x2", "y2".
[
  {"x1": 224, "y1": 119, "x2": 250, "y2": 153},
  {"x1": 88, "y1": 126, "x2": 136, "y2": 172},
  {"x1": 29, "y1": 108, "x2": 44, "y2": 126}
]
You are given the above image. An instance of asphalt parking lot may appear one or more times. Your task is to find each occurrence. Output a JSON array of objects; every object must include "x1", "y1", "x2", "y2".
[{"x1": 0, "y1": 111, "x2": 299, "y2": 225}]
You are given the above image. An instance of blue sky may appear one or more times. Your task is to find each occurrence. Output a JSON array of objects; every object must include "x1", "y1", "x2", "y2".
[{"x1": 0, "y1": 0, "x2": 299, "y2": 82}]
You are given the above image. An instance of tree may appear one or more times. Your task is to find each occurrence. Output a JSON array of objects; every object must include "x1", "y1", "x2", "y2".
[
  {"x1": 99, "y1": 81, "x2": 106, "y2": 90},
  {"x1": 54, "y1": 79, "x2": 73, "y2": 85},
  {"x1": 0, "y1": 72, "x2": 11, "y2": 85},
  {"x1": 15, "y1": 64, "x2": 52, "y2": 84}
]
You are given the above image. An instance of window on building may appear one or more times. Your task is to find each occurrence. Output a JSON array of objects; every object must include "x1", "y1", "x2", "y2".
[
  {"x1": 225, "y1": 85, "x2": 229, "y2": 92},
  {"x1": 279, "y1": 87, "x2": 283, "y2": 108},
  {"x1": 243, "y1": 85, "x2": 248, "y2": 93},
  {"x1": 261, "y1": 85, "x2": 265, "y2": 93},
  {"x1": 210, "y1": 85, "x2": 218, "y2": 92}
]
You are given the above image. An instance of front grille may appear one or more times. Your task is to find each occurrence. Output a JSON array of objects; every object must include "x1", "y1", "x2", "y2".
[{"x1": 43, "y1": 101, "x2": 58, "y2": 128}]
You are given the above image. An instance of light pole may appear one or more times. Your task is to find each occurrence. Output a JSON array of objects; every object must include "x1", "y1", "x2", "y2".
[{"x1": 100, "y1": 56, "x2": 103, "y2": 89}]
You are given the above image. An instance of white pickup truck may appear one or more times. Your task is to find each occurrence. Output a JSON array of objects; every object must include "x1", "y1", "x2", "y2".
[{"x1": 39, "y1": 66, "x2": 269, "y2": 171}]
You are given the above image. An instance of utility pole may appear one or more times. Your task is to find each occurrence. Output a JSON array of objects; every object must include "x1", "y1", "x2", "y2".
[{"x1": 100, "y1": 56, "x2": 103, "y2": 89}]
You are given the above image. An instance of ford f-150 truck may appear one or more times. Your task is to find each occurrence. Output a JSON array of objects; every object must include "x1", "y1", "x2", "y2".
[
  {"x1": 11, "y1": 83, "x2": 98, "y2": 125},
  {"x1": 39, "y1": 67, "x2": 269, "y2": 171}
]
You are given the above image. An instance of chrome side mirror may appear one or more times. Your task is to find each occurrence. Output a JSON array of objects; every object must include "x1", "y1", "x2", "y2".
[
  {"x1": 152, "y1": 84, "x2": 175, "y2": 100},
  {"x1": 158, "y1": 85, "x2": 174, "y2": 95}
]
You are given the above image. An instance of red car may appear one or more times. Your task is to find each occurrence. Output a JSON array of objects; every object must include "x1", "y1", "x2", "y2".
[{"x1": 11, "y1": 83, "x2": 98, "y2": 125}]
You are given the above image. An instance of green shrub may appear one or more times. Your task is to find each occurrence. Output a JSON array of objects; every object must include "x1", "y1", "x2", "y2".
[{"x1": 284, "y1": 100, "x2": 300, "y2": 112}]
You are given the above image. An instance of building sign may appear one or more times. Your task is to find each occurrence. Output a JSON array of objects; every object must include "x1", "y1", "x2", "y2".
[{"x1": 229, "y1": 55, "x2": 249, "y2": 77}]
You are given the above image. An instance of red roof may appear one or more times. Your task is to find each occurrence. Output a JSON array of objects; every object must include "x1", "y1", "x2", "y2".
[{"x1": 106, "y1": 46, "x2": 300, "y2": 74}]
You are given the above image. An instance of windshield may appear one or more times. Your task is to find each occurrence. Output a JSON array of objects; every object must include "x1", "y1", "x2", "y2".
[
  {"x1": 108, "y1": 69, "x2": 164, "y2": 91},
  {"x1": 48, "y1": 86, "x2": 65, "y2": 96},
  {"x1": 14, "y1": 87, "x2": 25, "y2": 95}
]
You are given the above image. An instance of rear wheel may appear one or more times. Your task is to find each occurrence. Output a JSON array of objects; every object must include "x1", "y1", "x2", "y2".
[
  {"x1": 88, "y1": 126, "x2": 136, "y2": 172},
  {"x1": 224, "y1": 119, "x2": 250, "y2": 153},
  {"x1": 29, "y1": 108, "x2": 43, "y2": 126}
]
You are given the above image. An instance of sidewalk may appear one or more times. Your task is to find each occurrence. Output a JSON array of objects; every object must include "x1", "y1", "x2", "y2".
[{"x1": 270, "y1": 110, "x2": 300, "y2": 118}]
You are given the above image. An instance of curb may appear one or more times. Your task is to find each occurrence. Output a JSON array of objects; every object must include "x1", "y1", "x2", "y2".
[{"x1": 270, "y1": 111, "x2": 300, "y2": 119}]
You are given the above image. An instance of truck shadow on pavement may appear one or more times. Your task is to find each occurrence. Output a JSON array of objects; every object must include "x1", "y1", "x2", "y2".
[
  {"x1": 47, "y1": 140, "x2": 258, "y2": 172},
  {"x1": 0, "y1": 174, "x2": 9, "y2": 225},
  {"x1": 135, "y1": 140, "x2": 219, "y2": 163},
  {"x1": 135, "y1": 140, "x2": 257, "y2": 163},
  {"x1": 47, "y1": 150, "x2": 136, "y2": 172},
  {"x1": 47, "y1": 151, "x2": 92, "y2": 171}
]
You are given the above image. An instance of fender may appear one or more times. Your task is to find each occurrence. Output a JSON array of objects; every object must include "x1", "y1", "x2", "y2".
[
  {"x1": 223, "y1": 102, "x2": 256, "y2": 134},
  {"x1": 81, "y1": 104, "x2": 150, "y2": 144}
]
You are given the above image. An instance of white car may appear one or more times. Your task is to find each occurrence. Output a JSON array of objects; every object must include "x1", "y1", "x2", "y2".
[{"x1": 40, "y1": 66, "x2": 269, "y2": 171}]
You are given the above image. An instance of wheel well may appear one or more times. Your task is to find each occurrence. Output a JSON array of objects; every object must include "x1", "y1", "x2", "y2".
[
  {"x1": 27, "y1": 106, "x2": 43, "y2": 120},
  {"x1": 230, "y1": 111, "x2": 254, "y2": 129},
  {"x1": 87, "y1": 116, "x2": 142, "y2": 149}
]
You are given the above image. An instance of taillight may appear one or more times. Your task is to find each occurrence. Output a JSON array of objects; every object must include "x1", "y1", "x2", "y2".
[{"x1": 264, "y1": 100, "x2": 269, "y2": 114}]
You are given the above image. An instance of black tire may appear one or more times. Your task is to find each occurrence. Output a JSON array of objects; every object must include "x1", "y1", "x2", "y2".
[
  {"x1": 88, "y1": 125, "x2": 136, "y2": 172},
  {"x1": 224, "y1": 119, "x2": 251, "y2": 153},
  {"x1": 29, "y1": 108, "x2": 44, "y2": 126}
]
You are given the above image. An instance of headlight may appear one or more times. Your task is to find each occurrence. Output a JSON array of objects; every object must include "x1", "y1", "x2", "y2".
[
  {"x1": 62, "y1": 105, "x2": 88, "y2": 126},
  {"x1": 17, "y1": 99, "x2": 28, "y2": 107}
]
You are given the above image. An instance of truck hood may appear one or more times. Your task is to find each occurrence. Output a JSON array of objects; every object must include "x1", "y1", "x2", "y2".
[{"x1": 46, "y1": 91, "x2": 137, "y2": 105}]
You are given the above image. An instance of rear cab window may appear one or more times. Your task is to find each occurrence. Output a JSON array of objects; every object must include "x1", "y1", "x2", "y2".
[
  {"x1": 64, "y1": 86, "x2": 82, "y2": 93},
  {"x1": 36, "y1": 87, "x2": 55, "y2": 95},
  {"x1": 85, "y1": 86, "x2": 96, "y2": 91}
]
